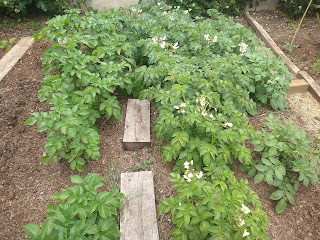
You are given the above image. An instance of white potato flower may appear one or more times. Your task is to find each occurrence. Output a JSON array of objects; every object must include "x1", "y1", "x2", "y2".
[
  {"x1": 241, "y1": 204, "x2": 250, "y2": 214},
  {"x1": 160, "y1": 41, "x2": 166, "y2": 48},
  {"x1": 224, "y1": 122, "x2": 233, "y2": 127},
  {"x1": 243, "y1": 229, "x2": 250, "y2": 237},
  {"x1": 173, "y1": 42, "x2": 179, "y2": 50},
  {"x1": 212, "y1": 35, "x2": 218, "y2": 43},
  {"x1": 152, "y1": 36, "x2": 158, "y2": 44},
  {"x1": 196, "y1": 171, "x2": 204, "y2": 179}
]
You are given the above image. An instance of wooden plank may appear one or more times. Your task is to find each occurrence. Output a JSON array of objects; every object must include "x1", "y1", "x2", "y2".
[
  {"x1": 123, "y1": 99, "x2": 150, "y2": 150},
  {"x1": 288, "y1": 79, "x2": 309, "y2": 94},
  {"x1": 0, "y1": 36, "x2": 35, "y2": 82},
  {"x1": 298, "y1": 71, "x2": 320, "y2": 102},
  {"x1": 120, "y1": 171, "x2": 159, "y2": 240},
  {"x1": 243, "y1": 11, "x2": 300, "y2": 75}
]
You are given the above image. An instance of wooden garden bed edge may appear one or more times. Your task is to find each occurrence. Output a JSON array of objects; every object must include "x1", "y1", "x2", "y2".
[{"x1": 243, "y1": 11, "x2": 320, "y2": 102}]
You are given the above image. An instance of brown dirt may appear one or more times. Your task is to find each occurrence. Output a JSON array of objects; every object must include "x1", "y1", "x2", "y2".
[
  {"x1": 0, "y1": 16, "x2": 48, "y2": 58},
  {"x1": 230, "y1": 102, "x2": 320, "y2": 240},
  {"x1": 244, "y1": 10, "x2": 320, "y2": 85},
  {"x1": 1, "y1": 11, "x2": 320, "y2": 240},
  {"x1": 0, "y1": 40, "x2": 175, "y2": 240}
]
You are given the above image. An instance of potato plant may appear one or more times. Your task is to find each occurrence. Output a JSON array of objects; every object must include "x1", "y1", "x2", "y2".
[
  {"x1": 241, "y1": 115, "x2": 320, "y2": 214},
  {"x1": 23, "y1": 174, "x2": 125, "y2": 239},
  {"x1": 23, "y1": 1, "x2": 317, "y2": 238}
]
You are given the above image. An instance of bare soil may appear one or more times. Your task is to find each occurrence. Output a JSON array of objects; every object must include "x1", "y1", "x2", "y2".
[
  {"x1": 1, "y1": 11, "x2": 320, "y2": 240},
  {"x1": 0, "y1": 40, "x2": 175, "y2": 240},
  {"x1": 0, "y1": 16, "x2": 47, "y2": 58},
  {"x1": 236, "y1": 10, "x2": 320, "y2": 85}
]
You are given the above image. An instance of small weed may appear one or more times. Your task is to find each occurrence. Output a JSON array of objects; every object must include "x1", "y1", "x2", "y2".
[
  {"x1": 30, "y1": 21, "x2": 45, "y2": 33},
  {"x1": 1, "y1": 19, "x2": 14, "y2": 30},
  {"x1": 105, "y1": 159, "x2": 123, "y2": 190},
  {"x1": 312, "y1": 59, "x2": 320, "y2": 75},
  {"x1": 282, "y1": 42, "x2": 293, "y2": 54},
  {"x1": 129, "y1": 158, "x2": 156, "y2": 172},
  {"x1": 135, "y1": 151, "x2": 141, "y2": 162},
  {"x1": 0, "y1": 38, "x2": 16, "y2": 52}
]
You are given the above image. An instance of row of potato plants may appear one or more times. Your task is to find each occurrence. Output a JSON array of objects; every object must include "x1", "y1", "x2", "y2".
[{"x1": 24, "y1": 1, "x2": 319, "y2": 239}]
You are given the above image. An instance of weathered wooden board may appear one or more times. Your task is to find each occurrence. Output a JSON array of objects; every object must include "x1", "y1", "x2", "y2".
[
  {"x1": 0, "y1": 36, "x2": 34, "y2": 82},
  {"x1": 298, "y1": 71, "x2": 320, "y2": 102},
  {"x1": 288, "y1": 79, "x2": 309, "y2": 94},
  {"x1": 123, "y1": 99, "x2": 150, "y2": 150},
  {"x1": 242, "y1": 11, "x2": 320, "y2": 98},
  {"x1": 243, "y1": 11, "x2": 300, "y2": 75},
  {"x1": 120, "y1": 171, "x2": 159, "y2": 240}
]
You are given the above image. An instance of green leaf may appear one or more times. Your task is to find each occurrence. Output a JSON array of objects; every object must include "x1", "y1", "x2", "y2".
[
  {"x1": 24, "y1": 117, "x2": 38, "y2": 126},
  {"x1": 253, "y1": 145, "x2": 264, "y2": 152},
  {"x1": 77, "y1": 208, "x2": 87, "y2": 220},
  {"x1": 310, "y1": 158, "x2": 318, "y2": 167},
  {"x1": 23, "y1": 224, "x2": 41, "y2": 238},
  {"x1": 266, "y1": 172, "x2": 273, "y2": 185},
  {"x1": 274, "y1": 169, "x2": 283, "y2": 181},
  {"x1": 0, "y1": 40, "x2": 6, "y2": 49},
  {"x1": 41, "y1": 219, "x2": 53, "y2": 236},
  {"x1": 268, "y1": 147, "x2": 278, "y2": 157},
  {"x1": 275, "y1": 198, "x2": 287, "y2": 214},
  {"x1": 6, "y1": 45, "x2": 12, "y2": 52},
  {"x1": 247, "y1": 168, "x2": 256, "y2": 178},
  {"x1": 98, "y1": 204, "x2": 110, "y2": 218},
  {"x1": 41, "y1": 156, "x2": 50, "y2": 164},
  {"x1": 261, "y1": 158, "x2": 272, "y2": 166},
  {"x1": 270, "y1": 190, "x2": 284, "y2": 200},
  {"x1": 255, "y1": 164, "x2": 267, "y2": 172},
  {"x1": 67, "y1": 127, "x2": 77, "y2": 138},
  {"x1": 272, "y1": 179, "x2": 282, "y2": 187},
  {"x1": 9, "y1": 38, "x2": 15, "y2": 44},
  {"x1": 200, "y1": 221, "x2": 210, "y2": 238},
  {"x1": 71, "y1": 175, "x2": 83, "y2": 184},
  {"x1": 286, "y1": 192, "x2": 295, "y2": 205},
  {"x1": 254, "y1": 173, "x2": 264, "y2": 184}
]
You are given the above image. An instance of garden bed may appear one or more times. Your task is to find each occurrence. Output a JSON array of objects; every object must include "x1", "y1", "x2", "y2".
[
  {"x1": 234, "y1": 10, "x2": 320, "y2": 86},
  {"x1": 1, "y1": 5, "x2": 320, "y2": 240},
  {"x1": 0, "y1": 16, "x2": 47, "y2": 58},
  {"x1": 1, "y1": 41, "x2": 320, "y2": 240},
  {"x1": 0, "y1": 40, "x2": 175, "y2": 239}
]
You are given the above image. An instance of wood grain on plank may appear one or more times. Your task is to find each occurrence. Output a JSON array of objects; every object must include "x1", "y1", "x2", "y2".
[
  {"x1": 120, "y1": 171, "x2": 159, "y2": 240},
  {"x1": 288, "y1": 79, "x2": 309, "y2": 94},
  {"x1": 298, "y1": 71, "x2": 320, "y2": 102},
  {"x1": 123, "y1": 99, "x2": 151, "y2": 150},
  {"x1": 0, "y1": 37, "x2": 35, "y2": 82}
]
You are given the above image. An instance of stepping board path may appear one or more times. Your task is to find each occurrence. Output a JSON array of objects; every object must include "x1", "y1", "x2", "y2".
[
  {"x1": 123, "y1": 99, "x2": 151, "y2": 150},
  {"x1": 120, "y1": 171, "x2": 159, "y2": 240},
  {"x1": 0, "y1": 36, "x2": 34, "y2": 82}
]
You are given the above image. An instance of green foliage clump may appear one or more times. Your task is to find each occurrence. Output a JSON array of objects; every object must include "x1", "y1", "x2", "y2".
[
  {"x1": 25, "y1": 9, "x2": 135, "y2": 171},
  {"x1": 0, "y1": 37, "x2": 15, "y2": 52},
  {"x1": 167, "y1": 0, "x2": 254, "y2": 17},
  {"x1": 24, "y1": 1, "x2": 302, "y2": 238},
  {"x1": 158, "y1": 170, "x2": 269, "y2": 240},
  {"x1": 279, "y1": 0, "x2": 320, "y2": 19},
  {"x1": 241, "y1": 114, "x2": 320, "y2": 214},
  {"x1": 0, "y1": 0, "x2": 90, "y2": 19},
  {"x1": 23, "y1": 174, "x2": 125, "y2": 240}
]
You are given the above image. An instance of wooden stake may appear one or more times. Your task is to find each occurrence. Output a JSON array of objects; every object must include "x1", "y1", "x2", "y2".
[{"x1": 291, "y1": 0, "x2": 313, "y2": 45}]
